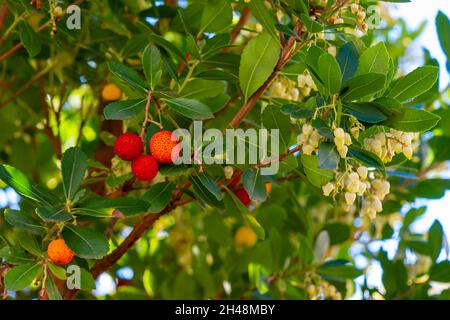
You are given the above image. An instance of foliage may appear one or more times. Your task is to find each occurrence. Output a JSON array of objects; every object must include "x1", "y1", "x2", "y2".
[{"x1": 0, "y1": 0, "x2": 449, "y2": 300}]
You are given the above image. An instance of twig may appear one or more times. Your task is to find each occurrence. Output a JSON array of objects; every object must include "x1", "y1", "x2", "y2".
[
  {"x1": 0, "y1": 4, "x2": 9, "y2": 34},
  {"x1": 0, "y1": 21, "x2": 52, "y2": 63},
  {"x1": 230, "y1": 7, "x2": 251, "y2": 45},
  {"x1": 38, "y1": 259, "x2": 48, "y2": 300},
  {"x1": 229, "y1": 23, "x2": 303, "y2": 128}
]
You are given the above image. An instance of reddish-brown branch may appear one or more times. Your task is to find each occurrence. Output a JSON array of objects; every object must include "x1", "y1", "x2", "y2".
[
  {"x1": 229, "y1": 23, "x2": 303, "y2": 128},
  {"x1": 230, "y1": 7, "x2": 251, "y2": 45},
  {"x1": 0, "y1": 4, "x2": 9, "y2": 34}
]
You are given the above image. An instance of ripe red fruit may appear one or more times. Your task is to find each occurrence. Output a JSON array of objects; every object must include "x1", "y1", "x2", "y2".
[
  {"x1": 131, "y1": 154, "x2": 159, "y2": 181},
  {"x1": 47, "y1": 239, "x2": 75, "y2": 265},
  {"x1": 228, "y1": 175, "x2": 241, "y2": 188},
  {"x1": 114, "y1": 132, "x2": 144, "y2": 161},
  {"x1": 233, "y1": 187, "x2": 251, "y2": 207},
  {"x1": 149, "y1": 130, "x2": 181, "y2": 164}
]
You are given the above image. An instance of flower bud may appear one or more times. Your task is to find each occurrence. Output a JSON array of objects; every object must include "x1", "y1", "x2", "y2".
[
  {"x1": 357, "y1": 166, "x2": 368, "y2": 180},
  {"x1": 303, "y1": 144, "x2": 315, "y2": 155},
  {"x1": 345, "y1": 192, "x2": 356, "y2": 205},
  {"x1": 322, "y1": 182, "x2": 335, "y2": 196}
]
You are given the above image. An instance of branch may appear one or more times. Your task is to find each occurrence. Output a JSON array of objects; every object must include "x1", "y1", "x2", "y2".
[
  {"x1": 0, "y1": 4, "x2": 9, "y2": 34},
  {"x1": 230, "y1": 7, "x2": 251, "y2": 45},
  {"x1": 229, "y1": 23, "x2": 303, "y2": 128}
]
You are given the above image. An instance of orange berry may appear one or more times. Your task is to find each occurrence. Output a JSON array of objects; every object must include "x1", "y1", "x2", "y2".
[
  {"x1": 149, "y1": 131, "x2": 181, "y2": 164},
  {"x1": 234, "y1": 226, "x2": 257, "y2": 248},
  {"x1": 47, "y1": 239, "x2": 75, "y2": 265},
  {"x1": 102, "y1": 83, "x2": 122, "y2": 101},
  {"x1": 265, "y1": 182, "x2": 272, "y2": 194}
]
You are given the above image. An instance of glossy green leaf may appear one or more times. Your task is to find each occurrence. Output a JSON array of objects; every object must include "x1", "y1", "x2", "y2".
[
  {"x1": 143, "y1": 182, "x2": 176, "y2": 212},
  {"x1": 108, "y1": 62, "x2": 148, "y2": 94},
  {"x1": 143, "y1": 45, "x2": 162, "y2": 90},
  {"x1": 385, "y1": 108, "x2": 441, "y2": 132},
  {"x1": 240, "y1": 33, "x2": 280, "y2": 101},
  {"x1": 4, "y1": 209, "x2": 47, "y2": 235},
  {"x1": 357, "y1": 42, "x2": 390, "y2": 75},
  {"x1": 104, "y1": 99, "x2": 147, "y2": 120},
  {"x1": 4, "y1": 263, "x2": 42, "y2": 291},
  {"x1": 200, "y1": 0, "x2": 232, "y2": 33},
  {"x1": 341, "y1": 73, "x2": 386, "y2": 101},
  {"x1": 301, "y1": 155, "x2": 334, "y2": 188},
  {"x1": 35, "y1": 207, "x2": 72, "y2": 222},
  {"x1": 163, "y1": 98, "x2": 214, "y2": 120},
  {"x1": 62, "y1": 147, "x2": 88, "y2": 202},
  {"x1": 62, "y1": 226, "x2": 109, "y2": 259}
]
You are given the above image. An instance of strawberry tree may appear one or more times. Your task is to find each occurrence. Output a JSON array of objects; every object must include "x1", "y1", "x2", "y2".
[{"x1": 0, "y1": 0, "x2": 449, "y2": 300}]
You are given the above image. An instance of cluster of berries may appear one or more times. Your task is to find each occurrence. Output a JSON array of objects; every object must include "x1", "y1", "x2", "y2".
[
  {"x1": 297, "y1": 124, "x2": 323, "y2": 155},
  {"x1": 322, "y1": 166, "x2": 390, "y2": 219},
  {"x1": 350, "y1": 1, "x2": 369, "y2": 33},
  {"x1": 269, "y1": 78, "x2": 300, "y2": 101},
  {"x1": 333, "y1": 127, "x2": 352, "y2": 158},
  {"x1": 114, "y1": 131, "x2": 180, "y2": 181},
  {"x1": 297, "y1": 71, "x2": 317, "y2": 97},
  {"x1": 364, "y1": 129, "x2": 417, "y2": 163},
  {"x1": 306, "y1": 279, "x2": 342, "y2": 300}
]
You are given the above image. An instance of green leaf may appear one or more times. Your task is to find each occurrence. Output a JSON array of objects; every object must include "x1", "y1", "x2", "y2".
[
  {"x1": 300, "y1": 13, "x2": 323, "y2": 33},
  {"x1": 345, "y1": 102, "x2": 388, "y2": 123},
  {"x1": 196, "y1": 172, "x2": 222, "y2": 201},
  {"x1": 79, "y1": 267, "x2": 96, "y2": 291},
  {"x1": 385, "y1": 108, "x2": 441, "y2": 132},
  {"x1": 45, "y1": 276, "x2": 63, "y2": 300},
  {"x1": 348, "y1": 146, "x2": 385, "y2": 173},
  {"x1": 322, "y1": 223, "x2": 351, "y2": 245},
  {"x1": 4, "y1": 209, "x2": 47, "y2": 235},
  {"x1": 248, "y1": 0, "x2": 278, "y2": 39},
  {"x1": 4, "y1": 263, "x2": 42, "y2": 291},
  {"x1": 357, "y1": 42, "x2": 389, "y2": 75},
  {"x1": 341, "y1": 73, "x2": 386, "y2": 101},
  {"x1": 436, "y1": 11, "x2": 450, "y2": 67},
  {"x1": 149, "y1": 33, "x2": 186, "y2": 62},
  {"x1": 387, "y1": 66, "x2": 439, "y2": 103},
  {"x1": 318, "y1": 53, "x2": 342, "y2": 96},
  {"x1": 246, "y1": 214, "x2": 265, "y2": 240},
  {"x1": 0, "y1": 247, "x2": 34, "y2": 265},
  {"x1": 242, "y1": 169, "x2": 267, "y2": 202},
  {"x1": 337, "y1": 41, "x2": 359, "y2": 83},
  {"x1": 36, "y1": 207, "x2": 72, "y2": 222},
  {"x1": 62, "y1": 226, "x2": 109, "y2": 259},
  {"x1": 142, "y1": 182, "x2": 176, "y2": 212},
  {"x1": 300, "y1": 155, "x2": 334, "y2": 188},
  {"x1": 180, "y1": 79, "x2": 225, "y2": 100},
  {"x1": 190, "y1": 175, "x2": 224, "y2": 209},
  {"x1": 108, "y1": 62, "x2": 148, "y2": 94},
  {"x1": 318, "y1": 143, "x2": 340, "y2": 169},
  {"x1": 143, "y1": 45, "x2": 162, "y2": 90},
  {"x1": 317, "y1": 260, "x2": 362, "y2": 281},
  {"x1": 48, "y1": 262, "x2": 67, "y2": 280},
  {"x1": 62, "y1": 147, "x2": 88, "y2": 202},
  {"x1": 428, "y1": 220, "x2": 443, "y2": 261},
  {"x1": 163, "y1": 98, "x2": 213, "y2": 120},
  {"x1": 104, "y1": 99, "x2": 147, "y2": 120},
  {"x1": 239, "y1": 32, "x2": 280, "y2": 101},
  {"x1": 19, "y1": 21, "x2": 42, "y2": 57},
  {"x1": 83, "y1": 197, "x2": 149, "y2": 216},
  {"x1": 429, "y1": 261, "x2": 450, "y2": 282},
  {"x1": 0, "y1": 164, "x2": 57, "y2": 206},
  {"x1": 200, "y1": 0, "x2": 232, "y2": 33},
  {"x1": 18, "y1": 233, "x2": 43, "y2": 257}
]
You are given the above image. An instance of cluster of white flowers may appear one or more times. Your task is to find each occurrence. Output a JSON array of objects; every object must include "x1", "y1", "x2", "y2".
[
  {"x1": 350, "y1": 1, "x2": 369, "y2": 33},
  {"x1": 269, "y1": 78, "x2": 300, "y2": 101},
  {"x1": 322, "y1": 166, "x2": 390, "y2": 219},
  {"x1": 364, "y1": 129, "x2": 418, "y2": 163},
  {"x1": 306, "y1": 280, "x2": 342, "y2": 300},
  {"x1": 297, "y1": 71, "x2": 317, "y2": 97},
  {"x1": 297, "y1": 124, "x2": 323, "y2": 155},
  {"x1": 333, "y1": 127, "x2": 352, "y2": 158}
]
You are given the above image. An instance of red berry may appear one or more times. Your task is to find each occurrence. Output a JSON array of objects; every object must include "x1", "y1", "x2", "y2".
[
  {"x1": 233, "y1": 187, "x2": 251, "y2": 207},
  {"x1": 131, "y1": 155, "x2": 159, "y2": 181},
  {"x1": 228, "y1": 175, "x2": 241, "y2": 188},
  {"x1": 149, "y1": 130, "x2": 181, "y2": 164},
  {"x1": 114, "y1": 132, "x2": 144, "y2": 161}
]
